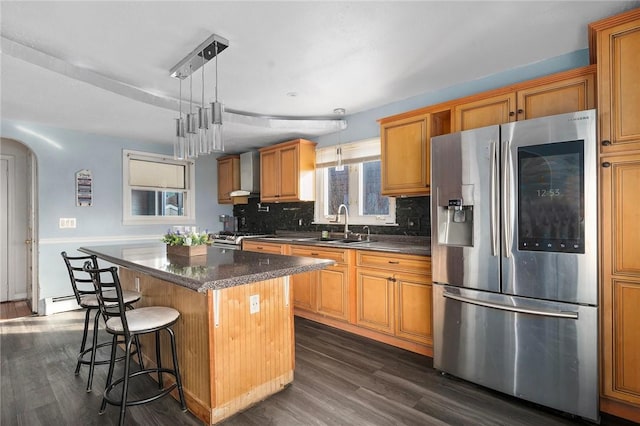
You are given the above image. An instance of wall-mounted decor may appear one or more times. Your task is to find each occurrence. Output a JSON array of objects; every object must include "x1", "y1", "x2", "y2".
[{"x1": 76, "y1": 169, "x2": 92, "y2": 206}]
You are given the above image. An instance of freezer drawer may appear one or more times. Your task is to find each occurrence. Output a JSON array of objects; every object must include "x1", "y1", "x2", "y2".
[{"x1": 433, "y1": 284, "x2": 598, "y2": 422}]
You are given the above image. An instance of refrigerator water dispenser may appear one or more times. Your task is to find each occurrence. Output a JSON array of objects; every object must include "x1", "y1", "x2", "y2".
[{"x1": 437, "y1": 198, "x2": 473, "y2": 247}]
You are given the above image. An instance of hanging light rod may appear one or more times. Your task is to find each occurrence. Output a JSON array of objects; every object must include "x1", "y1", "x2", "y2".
[{"x1": 169, "y1": 33, "x2": 229, "y2": 80}]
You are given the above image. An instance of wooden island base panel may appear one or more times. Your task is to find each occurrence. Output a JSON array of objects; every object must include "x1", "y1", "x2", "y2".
[
  {"x1": 79, "y1": 243, "x2": 331, "y2": 425},
  {"x1": 119, "y1": 268, "x2": 294, "y2": 425}
]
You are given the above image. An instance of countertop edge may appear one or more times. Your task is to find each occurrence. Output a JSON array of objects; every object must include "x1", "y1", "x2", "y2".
[
  {"x1": 79, "y1": 246, "x2": 335, "y2": 293},
  {"x1": 246, "y1": 236, "x2": 431, "y2": 256}
]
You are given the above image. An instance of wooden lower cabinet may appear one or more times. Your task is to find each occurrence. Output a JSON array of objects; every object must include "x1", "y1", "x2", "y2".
[
  {"x1": 242, "y1": 240, "x2": 286, "y2": 254},
  {"x1": 289, "y1": 245, "x2": 351, "y2": 322},
  {"x1": 292, "y1": 268, "x2": 316, "y2": 312},
  {"x1": 243, "y1": 241, "x2": 433, "y2": 356},
  {"x1": 395, "y1": 272, "x2": 433, "y2": 346},
  {"x1": 356, "y1": 251, "x2": 433, "y2": 347},
  {"x1": 355, "y1": 268, "x2": 395, "y2": 334},
  {"x1": 317, "y1": 265, "x2": 349, "y2": 320},
  {"x1": 600, "y1": 152, "x2": 640, "y2": 421}
]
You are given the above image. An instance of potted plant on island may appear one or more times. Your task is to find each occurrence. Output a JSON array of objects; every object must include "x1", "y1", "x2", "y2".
[{"x1": 162, "y1": 229, "x2": 209, "y2": 257}]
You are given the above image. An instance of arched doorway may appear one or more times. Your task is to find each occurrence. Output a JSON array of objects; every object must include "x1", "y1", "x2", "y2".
[{"x1": 0, "y1": 138, "x2": 37, "y2": 314}]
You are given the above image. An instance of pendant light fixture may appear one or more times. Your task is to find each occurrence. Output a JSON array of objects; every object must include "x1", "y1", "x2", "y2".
[
  {"x1": 197, "y1": 49, "x2": 209, "y2": 155},
  {"x1": 209, "y1": 40, "x2": 224, "y2": 152},
  {"x1": 170, "y1": 34, "x2": 229, "y2": 159},
  {"x1": 186, "y1": 72, "x2": 198, "y2": 158},
  {"x1": 174, "y1": 78, "x2": 186, "y2": 159},
  {"x1": 334, "y1": 108, "x2": 346, "y2": 171}
]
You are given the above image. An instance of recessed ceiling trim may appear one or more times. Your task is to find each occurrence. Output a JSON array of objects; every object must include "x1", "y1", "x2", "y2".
[
  {"x1": 1, "y1": 35, "x2": 177, "y2": 111},
  {"x1": 1, "y1": 35, "x2": 347, "y2": 133}
]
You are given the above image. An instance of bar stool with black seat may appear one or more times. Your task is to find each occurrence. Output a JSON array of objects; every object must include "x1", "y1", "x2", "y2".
[
  {"x1": 61, "y1": 251, "x2": 142, "y2": 392},
  {"x1": 84, "y1": 263, "x2": 187, "y2": 426}
]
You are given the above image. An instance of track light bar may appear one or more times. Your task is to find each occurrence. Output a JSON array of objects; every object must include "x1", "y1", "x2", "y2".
[{"x1": 169, "y1": 34, "x2": 229, "y2": 80}]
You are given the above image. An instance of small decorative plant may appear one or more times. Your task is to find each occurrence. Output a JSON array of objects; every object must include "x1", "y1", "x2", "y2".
[{"x1": 162, "y1": 229, "x2": 209, "y2": 246}]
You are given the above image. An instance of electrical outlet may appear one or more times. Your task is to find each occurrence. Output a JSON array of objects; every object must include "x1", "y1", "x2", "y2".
[
  {"x1": 249, "y1": 294, "x2": 260, "y2": 314},
  {"x1": 59, "y1": 218, "x2": 77, "y2": 229},
  {"x1": 134, "y1": 277, "x2": 140, "y2": 292}
]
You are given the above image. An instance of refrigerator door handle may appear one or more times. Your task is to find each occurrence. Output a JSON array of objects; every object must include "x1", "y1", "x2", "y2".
[
  {"x1": 502, "y1": 139, "x2": 513, "y2": 258},
  {"x1": 490, "y1": 140, "x2": 499, "y2": 256},
  {"x1": 442, "y1": 291, "x2": 579, "y2": 319}
]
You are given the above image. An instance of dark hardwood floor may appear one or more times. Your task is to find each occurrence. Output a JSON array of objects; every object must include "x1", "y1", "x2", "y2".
[
  {"x1": 0, "y1": 310, "x2": 635, "y2": 425},
  {"x1": 0, "y1": 300, "x2": 33, "y2": 320}
]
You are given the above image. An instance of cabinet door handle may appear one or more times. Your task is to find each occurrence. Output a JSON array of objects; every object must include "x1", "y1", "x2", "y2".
[
  {"x1": 602, "y1": 162, "x2": 611, "y2": 168},
  {"x1": 509, "y1": 111, "x2": 515, "y2": 117},
  {"x1": 388, "y1": 277, "x2": 397, "y2": 282},
  {"x1": 388, "y1": 261, "x2": 400, "y2": 264},
  {"x1": 517, "y1": 109, "x2": 524, "y2": 114},
  {"x1": 602, "y1": 140, "x2": 611, "y2": 146}
]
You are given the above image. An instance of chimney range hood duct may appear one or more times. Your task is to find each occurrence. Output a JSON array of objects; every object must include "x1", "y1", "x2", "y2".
[{"x1": 230, "y1": 151, "x2": 260, "y2": 197}]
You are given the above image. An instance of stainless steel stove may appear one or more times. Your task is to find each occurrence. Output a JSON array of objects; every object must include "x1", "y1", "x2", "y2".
[{"x1": 209, "y1": 231, "x2": 271, "y2": 247}]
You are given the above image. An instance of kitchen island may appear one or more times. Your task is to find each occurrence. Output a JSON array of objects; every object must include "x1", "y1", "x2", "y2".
[{"x1": 79, "y1": 243, "x2": 334, "y2": 425}]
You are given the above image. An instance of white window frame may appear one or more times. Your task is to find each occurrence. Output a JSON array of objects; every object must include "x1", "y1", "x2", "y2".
[
  {"x1": 122, "y1": 150, "x2": 196, "y2": 225},
  {"x1": 314, "y1": 138, "x2": 396, "y2": 226}
]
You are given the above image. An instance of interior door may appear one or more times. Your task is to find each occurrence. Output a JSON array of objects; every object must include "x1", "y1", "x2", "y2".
[{"x1": 1, "y1": 157, "x2": 9, "y2": 302}]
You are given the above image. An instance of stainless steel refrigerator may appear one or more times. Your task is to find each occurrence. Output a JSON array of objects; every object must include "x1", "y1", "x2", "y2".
[{"x1": 431, "y1": 110, "x2": 598, "y2": 421}]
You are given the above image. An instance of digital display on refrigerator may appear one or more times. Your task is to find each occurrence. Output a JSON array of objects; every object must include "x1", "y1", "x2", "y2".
[{"x1": 517, "y1": 140, "x2": 584, "y2": 253}]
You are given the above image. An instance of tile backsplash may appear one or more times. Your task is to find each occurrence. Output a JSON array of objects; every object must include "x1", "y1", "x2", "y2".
[{"x1": 233, "y1": 196, "x2": 430, "y2": 236}]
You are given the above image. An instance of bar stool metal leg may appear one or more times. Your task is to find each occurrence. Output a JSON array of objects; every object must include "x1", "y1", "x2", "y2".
[{"x1": 85, "y1": 263, "x2": 188, "y2": 425}]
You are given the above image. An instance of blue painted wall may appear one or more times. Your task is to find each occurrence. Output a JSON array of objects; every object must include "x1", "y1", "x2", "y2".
[
  {"x1": 316, "y1": 49, "x2": 591, "y2": 146},
  {"x1": 1, "y1": 119, "x2": 232, "y2": 308},
  {"x1": 0, "y1": 48, "x2": 590, "y2": 310}
]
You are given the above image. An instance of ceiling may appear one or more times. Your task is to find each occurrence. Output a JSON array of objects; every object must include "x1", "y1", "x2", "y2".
[{"x1": 2, "y1": 1, "x2": 638, "y2": 153}]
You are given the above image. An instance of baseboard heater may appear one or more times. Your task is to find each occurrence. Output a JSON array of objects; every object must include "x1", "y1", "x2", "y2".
[{"x1": 44, "y1": 295, "x2": 80, "y2": 316}]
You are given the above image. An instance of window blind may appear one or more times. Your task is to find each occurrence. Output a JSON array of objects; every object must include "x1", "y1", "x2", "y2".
[{"x1": 129, "y1": 159, "x2": 185, "y2": 189}]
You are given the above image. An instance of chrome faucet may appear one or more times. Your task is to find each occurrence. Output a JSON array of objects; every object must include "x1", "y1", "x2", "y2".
[
  {"x1": 362, "y1": 225, "x2": 370, "y2": 242},
  {"x1": 336, "y1": 204, "x2": 350, "y2": 239}
]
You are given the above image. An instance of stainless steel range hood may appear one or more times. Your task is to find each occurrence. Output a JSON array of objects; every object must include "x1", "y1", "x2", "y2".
[{"x1": 230, "y1": 151, "x2": 260, "y2": 197}]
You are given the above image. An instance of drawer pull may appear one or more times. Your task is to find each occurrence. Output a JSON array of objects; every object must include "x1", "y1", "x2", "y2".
[
  {"x1": 311, "y1": 253, "x2": 319, "y2": 256},
  {"x1": 388, "y1": 261, "x2": 400, "y2": 264}
]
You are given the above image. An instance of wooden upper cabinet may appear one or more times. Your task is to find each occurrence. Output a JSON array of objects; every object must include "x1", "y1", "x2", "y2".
[
  {"x1": 453, "y1": 66, "x2": 596, "y2": 132},
  {"x1": 380, "y1": 110, "x2": 450, "y2": 197},
  {"x1": 517, "y1": 74, "x2": 595, "y2": 120},
  {"x1": 454, "y1": 92, "x2": 516, "y2": 131},
  {"x1": 259, "y1": 138, "x2": 316, "y2": 202},
  {"x1": 591, "y1": 9, "x2": 640, "y2": 154},
  {"x1": 216, "y1": 155, "x2": 240, "y2": 204},
  {"x1": 381, "y1": 114, "x2": 430, "y2": 196}
]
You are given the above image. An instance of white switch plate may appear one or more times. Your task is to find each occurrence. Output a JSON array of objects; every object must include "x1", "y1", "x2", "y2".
[
  {"x1": 249, "y1": 294, "x2": 260, "y2": 314},
  {"x1": 59, "y1": 218, "x2": 77, "y2": 228}
]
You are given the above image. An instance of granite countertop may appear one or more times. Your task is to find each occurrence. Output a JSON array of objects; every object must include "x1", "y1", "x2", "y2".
[
  {"x1": 79, "y1": 243, "x2": 334, "y2": 293},
  {"x1": 250, "y1": 232, "x2": 431, "y2": 256}
]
